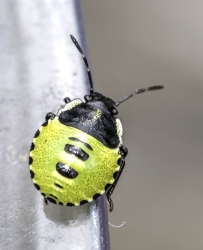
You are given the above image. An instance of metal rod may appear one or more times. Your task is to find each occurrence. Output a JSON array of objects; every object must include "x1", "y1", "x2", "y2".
[{"x1": 0, "y1": 0, "x2": 110, "y2": 249}]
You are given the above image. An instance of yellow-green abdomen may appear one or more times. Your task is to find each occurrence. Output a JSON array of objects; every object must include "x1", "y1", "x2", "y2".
[{"x1": 29, "y1": 117, "x2": 120, "y2": 206}]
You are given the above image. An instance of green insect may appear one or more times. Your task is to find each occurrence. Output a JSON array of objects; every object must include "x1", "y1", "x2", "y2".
[{"x1": 29, "y1": 35, "x2": 163, "y2": 212}]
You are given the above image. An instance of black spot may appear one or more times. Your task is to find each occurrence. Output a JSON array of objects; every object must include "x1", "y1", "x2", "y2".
[
  {"x1": 80, "y1": 200, "x2": 88, "y2": 205},
  {"x1": 117, "y1": 158, "x2": 121, "y2": 165},
  {"x1": 66, "y1": 203, "x2": 75, "y2": 207},
  {"x1": 42, "y1": 121, "x2": 48, "y2": 127},
  {"x1": 41, "y1": 193, "x2": 45, "y2": 196},
  {"x1": 34, "y1": 183, "x2": 40, "y2": 191},
  {"x1": 30, "y1": 170, "x2": 34, "y2": 179},
  {"x1": 93, "y1": 193, "x2": 101, "y2": 200},
  {"x1": 105, "y1": 184, "x2": 112, "y2": 191},
  {"x1": 54, "y1": 183, "x2": 63, "y2": 189},
  {"x1": 113, "y1": 171, "x2": 119, "y2": 179},
  {"x1": 59, "y1": 202, "x2": 63, "y2": 205},
  {"x1": 117, "y1": 158, "x2": 124, "y2": 167},
  {"x1": 69, "y1": 137, "x2": 93, "y2": 151},
  {"x1": 34, "y1": 129, "x2": 40, "y2": 138},
  {"x1": 29, "y1": 156, "x2": 33, "y2": 165},
  {"x1": 56, "y1": 162, "x2": 78, "y2": 179},
  {"x1": 50, "y1": 194, "x2": 57, "y2": 200},
  {"x1": 47, "y1": 197, "x2": 56, "y2": 204},
  {"x1": 30, "y1": 142, "x2": 35, "y2": 151},
  {"x1": 64, "y1": 144, "x2": 89, "y2": 161}
]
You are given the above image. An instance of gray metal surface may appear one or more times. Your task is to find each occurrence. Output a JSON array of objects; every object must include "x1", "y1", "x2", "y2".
[{"x1": 0, "y1": 0, "x2": 110, "y2": 249}]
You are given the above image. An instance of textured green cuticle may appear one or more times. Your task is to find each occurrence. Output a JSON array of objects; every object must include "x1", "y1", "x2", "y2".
[{"x1": 30, "y1": 117, "x2": 120, "y2": 205}]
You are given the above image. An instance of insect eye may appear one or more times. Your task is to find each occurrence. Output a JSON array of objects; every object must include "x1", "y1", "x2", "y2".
[{"x1": 112, "y1": 108, "x2": 118, "y2": 115}]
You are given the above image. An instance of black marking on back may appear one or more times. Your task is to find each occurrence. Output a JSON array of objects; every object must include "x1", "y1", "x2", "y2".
[
  {"x1": 117, "y1": 158, "x2": 125, "y2": 167},
  {"x1": 54, "y1": 183, "x2": 63, "y2": 189},
  {"x1": 42, "y1": 121, "x2": 48, "y2": 127},
  {"x1": 34, "y1": 183, "x2": 40, "y2": 191},
  {"x1": 29, "y1": 156, "x2": 33, "y2": 165},
  {"x1": 50, "y1": 194, "x2": 58, "y2": 200},
  {"x1": 56, "y1": 162, "x2": 78, "y2": 179},
  {"x1": 47, "y1": 197, "x2": 56, "y2": 204},
  {"x1": 30, "y1": 170, "x2": 34, "y2": 179},
  {"x1": 30, "y1": 142, "x2": 35, "y2": 151},
  {"x1": 105, "y1": 184, "x2": 112, "y2": 191},
  {"x1": 34, "y1": 129, "x2": 40, "y2": 138},
  {"x1": 93, "y1": 193, "x2": 101, "y2": 200},
  {"x1": 80, "y1": 200, "x2": 88, "y2": 205},
  {"x1": 69, "y1": 137, "x2": 93, "y2": 151},
  {"x1": 113, "y1": 171, "x2": 119, "y2": 179},
  {"x1": 59, "y1": 202, "x2": 64, "y2": 205},
  {"x1": 67, "y1": 203, "x2": 75, "y2": 207},
  {"x1": 64, "y1": 144, "x2": 89, "y2": 161}
]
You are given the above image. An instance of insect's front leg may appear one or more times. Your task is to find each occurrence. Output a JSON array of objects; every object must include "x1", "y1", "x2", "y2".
[
  {"x1": 63, "y1": 97, "x2": 71, "y2": 104},
  {"x1": 44, "y1": 197, "x2": 48, "y2": 205},
  {"x1": 106, "y1": 145, "x2": 128, "y2": 212},
  {"x1": 45, "y1": 97, "x2": 72, "y2": 120},
  {"x1": 45, "y1": 112, "x2": 56, "y2": 121}
]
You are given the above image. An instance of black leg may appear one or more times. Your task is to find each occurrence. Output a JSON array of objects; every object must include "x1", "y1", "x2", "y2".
[
  {"x1": 44, "y1": 197, "x2": 48, "y2": 205},
  {"x1": 45, "y1": 112, "x2": 56, "y2": 121},
  {"x1": 106, "y1": 145, "x2": 128, "y2": 212},
  {"x1": 107, "y1": 196, "x2": 114, "y2": 212},
  {"x1": 64, "y1": 97, "x2": 71, "y2": 104},
  {"x1": 120, "y1": 145, "x2": 128, "y2": 158}
]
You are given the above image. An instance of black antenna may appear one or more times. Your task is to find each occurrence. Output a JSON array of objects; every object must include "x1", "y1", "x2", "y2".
[
  {"x1": 70, "y1": 35, "x2": 94, "y2": 94},
  {"x1": 116, "y1": 85, "x2": 164, "y2": 106}
]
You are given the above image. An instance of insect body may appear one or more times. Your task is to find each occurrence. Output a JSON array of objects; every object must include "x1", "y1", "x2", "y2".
[{"x1": 29, "y1": 35, "x2": 163, "y2": 212}]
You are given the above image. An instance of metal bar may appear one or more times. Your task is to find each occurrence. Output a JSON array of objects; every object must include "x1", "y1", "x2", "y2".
[{"x1": 0, "y1": 0, "x2": 110, "y2": 249}]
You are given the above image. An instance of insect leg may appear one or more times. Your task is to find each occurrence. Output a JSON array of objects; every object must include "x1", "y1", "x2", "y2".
[
  {"x1": 106, "y1": 158, "x2": 125, "y2": 212},
  {"x1": 45, "y1": 112, "x2": 56, "y2": 121},
  {"x1": 106, "y1": 145, "x2": 128, "y2": 212},
  {"x1": 120, "y1": 145, "x2": 128, "y2": 158},
  {"x1": 106, "y1": 195, "x2": 114, "y2": 212},
  {"x1": 63, "y1": 97, "x2": 71, "y2": 104},
  {"x1": 44, "y1": 197, "x2": 48, "y2": 205}
]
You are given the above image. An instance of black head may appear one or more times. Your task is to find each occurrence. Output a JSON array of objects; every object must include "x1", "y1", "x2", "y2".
[{"x1": 84, "y1": 92, "x2": 118, "y2": 116}]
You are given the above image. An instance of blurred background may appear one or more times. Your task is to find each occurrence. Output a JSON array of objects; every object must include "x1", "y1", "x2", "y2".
[{"x1": 81, "y1": 1, "x2": 203, "y2": 249}]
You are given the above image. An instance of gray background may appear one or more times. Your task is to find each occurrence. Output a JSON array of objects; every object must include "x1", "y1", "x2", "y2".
[{"x1": 81, "y1": 1, "x2": 203, "y2": 250}]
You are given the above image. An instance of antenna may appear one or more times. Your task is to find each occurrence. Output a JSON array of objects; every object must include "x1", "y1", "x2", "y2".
[
  {"x1": 116, "y1": 85, "x2": 164, "y2": 106},
  {"x1": 70, "y1": 35, "x2": 94, "y2": 94}
]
